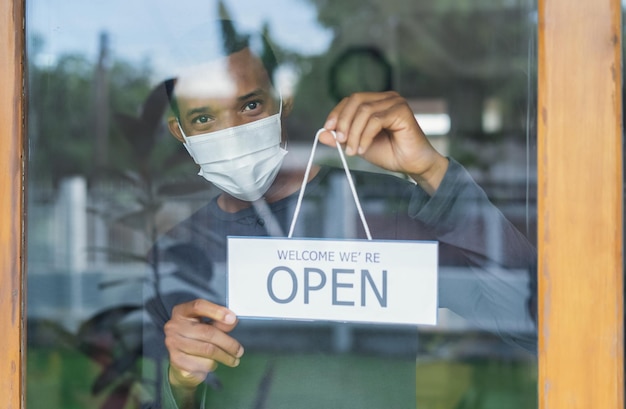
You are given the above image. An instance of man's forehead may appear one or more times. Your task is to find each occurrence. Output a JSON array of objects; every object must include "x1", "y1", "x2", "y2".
[
  {"x1": 174, "y1": 49, "x2": 270, "y2": 101},
  {"x1": 175, "y1": 58, "x2": 235, "y2": 100}
]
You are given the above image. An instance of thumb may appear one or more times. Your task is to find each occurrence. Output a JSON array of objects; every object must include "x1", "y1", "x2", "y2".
[
  {"x1": 169, "y1": 366, "x2": 209, "y2": 389},
  {"x1": 317, "y1": 128, "x2": 340, "y2": 147}
]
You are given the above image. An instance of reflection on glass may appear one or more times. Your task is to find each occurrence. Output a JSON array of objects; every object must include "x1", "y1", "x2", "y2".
[{"x1": 26, "y1": 1, "x2": 537, "y2": 408}]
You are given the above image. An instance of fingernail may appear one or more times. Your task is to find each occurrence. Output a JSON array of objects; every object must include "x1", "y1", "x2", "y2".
[
  {"x1": 345, "y1": 146, "x2": 354, "y2": 156},
  {"x1": 237, "y1": 346, "x2": 245, "y2": 358},
  {"x1": 224, "y1": 313, "x2": 236, "y2": 324},
  {"x1": 358, "y1": 146, "x2": 365, "y2": 155},
  {"x1": 234, "y1": 358, "x2": 240, "y2": 367},
  {"x1": 325, "y1": 118, "x2": 336, "y2": 129},
  {"x1": 336, "y1": 132, "x2": 346, "y2": 142}
]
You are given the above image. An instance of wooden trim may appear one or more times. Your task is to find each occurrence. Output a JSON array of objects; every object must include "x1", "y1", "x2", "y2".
[
  {"x1": 538, "y1": 0, "x2": 624, "y2": 408},
  {"x1": 0, "y1": 0, "x2": 623, "y2": 407},
  {"x1": 0, "y1": 0, "x2": 26, "y2": 408}
]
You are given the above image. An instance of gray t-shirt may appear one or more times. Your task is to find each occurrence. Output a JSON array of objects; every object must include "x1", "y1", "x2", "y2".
[{"x1": 144, "y1": 159, "x2": 537, "y2": 408}]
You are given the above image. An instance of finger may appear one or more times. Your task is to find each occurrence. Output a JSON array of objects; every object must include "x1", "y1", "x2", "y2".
[
  {"x1": 165, "y1": 319, "x2": 243, "y2": 360},
  {"x1": 354, "y1": 93, "x2": 423, "y2": 156},
  {"x1": 330, "y1": 93, "x2": 366, "y2": 145},
  {"x1": 343, "y1": 102, "x2": 385, "y2": 156},
  {"x1": 323, "y1": 93, "x2": 384, "y2": 143},
  {"x1": 171, "y1": 323, "x2": 244, "y2": 363},
  {"x1": 211, "y1": 318, "x2": 240, "y2": 333},
  {"x1": 171, "y1": 333, "x2": 243, "y2": 368},
  {"x1": 356, "y1": 116, "x2": 387, "y2": 156},
  {"x1": 355, "y1": 99, "x2": 406, "y2": 155},
  {"x1": 323, "y1": 97, "x2": 350, "y2": 137},
  {"x1": 172, "y1": 299, "x2": 238, "y2": 328},
  {"x1": 332, "y1": 92, "x2": 399, "y2": 155}
]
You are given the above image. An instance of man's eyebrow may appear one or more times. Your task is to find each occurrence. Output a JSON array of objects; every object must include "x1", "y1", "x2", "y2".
[
  {"x1": 237, "y1": 89, "x2": 266, "y2": 101},
  {"x1": 185, "y1": 106, "x2": 212, "y2": 119}
]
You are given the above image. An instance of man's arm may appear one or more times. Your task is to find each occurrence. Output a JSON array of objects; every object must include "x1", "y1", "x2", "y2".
[{"x1": 321, "y1": 91, "x2": 537, "y2": 350}]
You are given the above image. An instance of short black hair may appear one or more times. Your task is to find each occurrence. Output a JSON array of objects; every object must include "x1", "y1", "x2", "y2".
[{"x1": 165, "y1": 19, "x2": 279, "y2": 120}]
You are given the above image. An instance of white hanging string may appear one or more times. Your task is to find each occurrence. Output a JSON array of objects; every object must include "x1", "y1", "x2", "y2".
[{"x1": 288, "y1": 128, "x2": 372, "y2": 240}]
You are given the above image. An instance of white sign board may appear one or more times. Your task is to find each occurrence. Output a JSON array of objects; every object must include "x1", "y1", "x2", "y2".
[{"x1": 228, "y1": 237, "x2": 438, "y2": 326}]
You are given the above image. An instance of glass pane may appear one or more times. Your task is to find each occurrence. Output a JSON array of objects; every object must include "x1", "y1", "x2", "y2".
[{"x1": 26, "y1": 1, "x2": 538, "y2": 408}]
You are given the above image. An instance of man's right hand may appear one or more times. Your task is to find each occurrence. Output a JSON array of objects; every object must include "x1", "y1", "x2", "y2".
[{"x1": 164, "y1": 299, "x2": 244, "y2": 390}]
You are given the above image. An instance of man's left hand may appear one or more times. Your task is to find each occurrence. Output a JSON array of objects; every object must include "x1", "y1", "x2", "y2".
[{"x1": 320, "y1": 91, "x2": 448, "y2": 195}]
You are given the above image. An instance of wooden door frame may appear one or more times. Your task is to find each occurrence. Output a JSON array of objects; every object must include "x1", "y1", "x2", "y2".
[
  {"x1": 0, "y1": 0, "x2": 624, "y2": 407},
  {"x1": 0, "y1": 0, "x2": 26, "y2": 408},
  {"x1": 537, "y1": 0, "x2": 624, "y2": 407}
]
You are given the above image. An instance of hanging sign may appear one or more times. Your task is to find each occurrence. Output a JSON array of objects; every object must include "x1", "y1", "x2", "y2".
[
  {"x1": 228, "y1": 237, "x2": 438, "y2": 325},
  {"x1": 228, "y1": 129, "x2": 438, "y2": 325}
]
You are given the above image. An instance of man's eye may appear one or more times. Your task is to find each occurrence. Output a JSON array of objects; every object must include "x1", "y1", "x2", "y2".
[
  {"x1": 192, "y1": 115, "x2": 211, "y2": 124},
  {"x1": 243, "y1": 101, "x2": 260, "y2": 111}
]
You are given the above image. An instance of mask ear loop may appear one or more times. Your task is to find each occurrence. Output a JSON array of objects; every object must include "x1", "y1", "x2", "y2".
[
  {"x1": 277, "y1": 95, "x2": 288, "y2": 151},
  {"x1": 176, "y1": 120, "x2": 199, "y2": 162},
  {"x1": 288, "y1": 128, "x2": 372, "y2": 240}
]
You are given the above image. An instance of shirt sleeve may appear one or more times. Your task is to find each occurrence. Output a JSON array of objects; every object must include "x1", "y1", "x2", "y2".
[{"x1": 408, "y1": 158, "x2": 538, "y2": 352}]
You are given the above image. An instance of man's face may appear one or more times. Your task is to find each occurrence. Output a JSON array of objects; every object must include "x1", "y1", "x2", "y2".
[{"x1": 168, "y1": 47, "x2": 279, "y2": 141}]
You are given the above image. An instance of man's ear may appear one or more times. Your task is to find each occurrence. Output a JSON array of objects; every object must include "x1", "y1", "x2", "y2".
[
  {"x1": 281, "y1": 96, "x2": 294, "y2": 118},
  {"x1": 167, "y1": 116, "x2": 185, "y2": 143}
]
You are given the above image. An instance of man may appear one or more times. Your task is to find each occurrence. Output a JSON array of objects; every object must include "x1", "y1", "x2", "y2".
[{"x1": 149, "y1": 21, "x2": 537, "y2": 408}]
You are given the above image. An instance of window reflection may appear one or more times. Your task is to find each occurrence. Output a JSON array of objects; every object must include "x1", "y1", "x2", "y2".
[{"x1": 27, "y1": 1, "x2": 537, "y2": 408}]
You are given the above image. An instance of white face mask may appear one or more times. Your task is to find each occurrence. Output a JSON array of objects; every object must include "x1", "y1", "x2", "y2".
[{"x1": 179, "y1": 109, "x2": 287, "y2": 202}]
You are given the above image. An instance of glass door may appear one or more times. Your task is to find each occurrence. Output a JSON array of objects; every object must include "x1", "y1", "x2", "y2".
[{"x1": 0, "y1": 0, "x2": 623, "y2": 408}]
